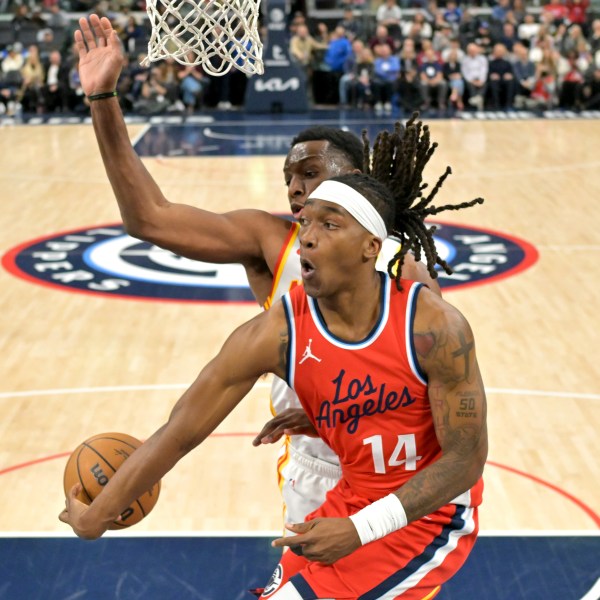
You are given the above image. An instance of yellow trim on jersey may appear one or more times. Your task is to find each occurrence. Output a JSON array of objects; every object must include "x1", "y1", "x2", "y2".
[
  {"x1": 422, "y1": 585, "x2": 442, "y2": 599},
  {"x1": 276, "y1": 436, "x2": 291, "y2": 491},
  {"x1": 263, "y1": 222, "x2": 300, "y2": 310}
]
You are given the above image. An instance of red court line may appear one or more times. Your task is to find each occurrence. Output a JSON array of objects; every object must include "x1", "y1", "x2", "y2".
[
  {"x1": 2, "y1": 437, "x2": 598, "y2": 528},
  {"x1": 487, "y1": 460, "x2": 600, "y2": 528}
]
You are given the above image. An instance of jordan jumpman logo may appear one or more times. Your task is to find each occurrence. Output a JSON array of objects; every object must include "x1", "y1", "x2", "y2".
[{"x1": 299, "y1": 338, "x2": 322, "y2": 364}]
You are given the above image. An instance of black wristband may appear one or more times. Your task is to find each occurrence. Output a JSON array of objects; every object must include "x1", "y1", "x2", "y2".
[{"x1": 87, "y1": 91, "x2": 118, "y2": 102}]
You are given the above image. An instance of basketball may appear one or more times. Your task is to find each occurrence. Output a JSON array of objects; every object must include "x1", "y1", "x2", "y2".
[{"x1": 63, "y1": 432, "x2": 161, "y2": 529}]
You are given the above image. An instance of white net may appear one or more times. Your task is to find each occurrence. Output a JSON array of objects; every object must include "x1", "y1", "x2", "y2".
[{"x1": 144, "y1": 0, "x2": 264, "y2": 76}]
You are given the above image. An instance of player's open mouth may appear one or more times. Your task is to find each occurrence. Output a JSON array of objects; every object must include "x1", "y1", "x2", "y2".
[
  {"x1": 291, "y1": 203, "x2": 304, "y2": 218},
  {"x1": 300, "y1": 258, "x2": 315, "y2": 279}
]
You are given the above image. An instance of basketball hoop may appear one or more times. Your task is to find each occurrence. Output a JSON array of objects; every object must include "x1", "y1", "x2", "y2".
[{"x1": 143, "y1": 0, "x2": 264, "y2": 76}]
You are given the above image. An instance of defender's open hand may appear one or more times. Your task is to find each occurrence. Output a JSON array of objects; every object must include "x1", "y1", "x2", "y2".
[{"x1": 74, "y1": 14, "x2": 124, "y2": 97}]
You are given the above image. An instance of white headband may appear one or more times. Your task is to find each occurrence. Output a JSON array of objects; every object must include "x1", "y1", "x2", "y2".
[{"x1": 307, "y1": 180, "x2": 387, "y2": 241}]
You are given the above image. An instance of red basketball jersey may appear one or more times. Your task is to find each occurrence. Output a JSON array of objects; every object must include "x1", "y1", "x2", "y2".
[{"x1": 283, "y1": 274, "x2": 482, "y2": 506}]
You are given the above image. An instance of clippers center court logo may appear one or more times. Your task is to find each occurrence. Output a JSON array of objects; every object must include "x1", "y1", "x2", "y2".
[{"x1": 2, "y1": 221, "x2": 538, "y2": 303}]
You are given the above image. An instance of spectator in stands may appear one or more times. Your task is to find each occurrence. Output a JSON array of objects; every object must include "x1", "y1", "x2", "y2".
[
  {"x1": 512, "y1": 41, "x2": 537, "y2": 108},
  {"x1": 2, "y1": 42, "x2": 24, "y2": 74},
  {"x1": 565, "y1": 0, "x2": 589, "y2": 34},
  {"x1": 338, "y1": 38, "x2": 365, "y2": 108},
  {"x1": 530, "y1": 65, "x2": 558, "y2": 109},
  {"x1": 417, "y1": 38, "x2": 439, "y2": 66},
  {"x1": 30, "y1": 7, "x2": 47, "y2": 30},
  {"x1": 289, "y1": 23, "x2": 327, "y2": 73},
  {"x1": 560, "y1": 23, "x2": 589, "y2": 56},
  {"x1": 0, "y1": 42, "x2": 24, "y2": 116},
  {"x1": 368, "y1": 24, "x2": 396, "y2": 55},
  {"x1": 461, "y1": 42, "x2": 488, "y2": 110},
  {"x1": 574, "y1": 38, "x2": 593, "y2": 72},
  {"x1": 371, "y1": 42, "x2": 400, "y2": 115},
  {"x1": 11, "y1": 5, "x2": 32, "y2": 32},
  {"x1": 323, "y1": 25, "x2": 352, "y2": 74},
  {"x1": 19, "y1": 44, "x2": 45, "y2": 113},
  {"x1": 429, "y1": 4, "x2": 448, "y2": 32},
  {"x1": 396, "y1": 65, "x2": 424, "y2": 114},
  {"x1": 582, "y1": 64, "x2": 600, "y2": 108},
  {"x1": 443, "y1": 46, "x2": 465, "y2": 111},
  {"x1": 511, "y1": 0, "x2": 527, "y2": 26},
  {"x1": 491, "y1": 0, "x2": 511, "y2": 25},
  {"x1": 399, "y1": 37, "x2": 418, "y2": 72},
  {"x1": 442, "y1": 36, "x2": 465, "y2": 63},
  {"x1": 589, "y1": 19, "x2": 600, "y2": 55},
  {"x1": 402, "y1": 12, "x2": 433, "y2": 51},
  {"x1": 177, "y1": 57, "x2": 207, "y2": 113},
  {"x1": 338, "y1": 7, "x2": 363, "y2": 42},
  {"x1": 558, "y1": 49, "x2": 585, "y2": 108},
  {"x1": 473, "y1": 20, "x2": 494, "y2": 56},
  {"x1": 458, "y1": 9, "x2": 479, "y2": 48},
  {"x1": 45, "y1": 4, "x2": 70, "y2": 29},
  {"x1": 487, "y1": 43, "x2": 515, "y2": 110},
  {"x1": 419, "y1": 45, "x2": 447, "y2": 113},
  {"x1": 432, "y1": 22, "x2": 454, "y2": 55},
  {"x1": 442, "y1": 0, "x2": 462, "y2": 32},
  {"x1": 498, "y1": 22, "x2": 519, "y2": 52},
  {"x1": 288, "y1": 11, "x2": 307, "y2": 37},
  {"x1": 529, "y1": 46, "x2": 559, "y2": 108},
  {"x1": 345, "y1": 46, "x2": 376, "y2": 110},
  {"x1": 518, "y1": 13, "x2": 541, "y2": 47},
  {"x1": 542, "y1": 0, "x2": 569, "y2": 28},
  {"x1": 120, "y1": 15, "x2": 145, "y2": 57},
  {"x1": 37, "y1": 28, "x2": 57, "y2": 63},
  {"x1": 154, "y1": 58, "x2": 182, "y2": 108},
  {"x1": 376, "y1": 0, "x2": 403, "y2": 43},
  {"x1": 530, "y1": 33, "x2": 556, "y2": 66},
  {"x1": 133, "y1": 66, "x2": 171, "y2": 115},
  {"x1": 314, "y1": 22, "x2": 330, "y2": 46},
  {"x1": 42, "y1": 49, "x2": 69, "y2": 112}
]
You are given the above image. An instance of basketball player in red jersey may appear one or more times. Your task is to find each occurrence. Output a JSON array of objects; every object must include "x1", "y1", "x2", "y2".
[
  {"x1": 73, "y1": 15, "x2": 484, "y2": 538},
  {"x1": 61, "y1": 129, "x2": 488, "y2": 598}
]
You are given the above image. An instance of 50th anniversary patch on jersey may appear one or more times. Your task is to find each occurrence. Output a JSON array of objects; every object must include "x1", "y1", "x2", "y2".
[{"x1": 2, "y1": 221, "x2": 537, "y2": 303}]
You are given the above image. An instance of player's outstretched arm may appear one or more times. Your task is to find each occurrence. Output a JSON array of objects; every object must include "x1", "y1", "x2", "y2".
[
  {"x1": 74, "y1": 15, "x2": 286, "y2": 267},
  {"x1": 59, "y1": 304, "x2": 289, "y2": 539}
]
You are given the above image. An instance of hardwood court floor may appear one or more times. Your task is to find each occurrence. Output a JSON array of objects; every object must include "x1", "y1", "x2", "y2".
[{"x1": 0, "y1": 117, "x2": 598, "y2": 535}]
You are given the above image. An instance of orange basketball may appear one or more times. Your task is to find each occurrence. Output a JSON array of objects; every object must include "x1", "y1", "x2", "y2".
[{"x1": 63, "y1": 432, "x2": 161, "y2": 529}]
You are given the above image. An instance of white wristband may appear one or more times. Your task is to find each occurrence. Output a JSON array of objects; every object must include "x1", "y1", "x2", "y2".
[{"x1": 349, "y1": 493, "x2": 408, "y2": 545}]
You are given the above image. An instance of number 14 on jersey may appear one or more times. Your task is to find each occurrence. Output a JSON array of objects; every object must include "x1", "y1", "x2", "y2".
[{"x1": 363, "y1": 434, "x2": 422, "y2": 474}]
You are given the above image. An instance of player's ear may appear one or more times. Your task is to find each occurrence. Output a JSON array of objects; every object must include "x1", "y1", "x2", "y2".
[{"x1": 364, "y1": 236, "x2": 382, "y2": 261}]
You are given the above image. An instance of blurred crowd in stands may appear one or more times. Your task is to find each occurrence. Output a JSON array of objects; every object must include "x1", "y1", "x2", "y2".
[{"x1": 1, "y1": 0, "x2": 600, "y2": 117}]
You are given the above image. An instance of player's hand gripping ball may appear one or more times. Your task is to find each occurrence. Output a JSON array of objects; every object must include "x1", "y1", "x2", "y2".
[{"x1": 63, "y1": 432, "x2": 161, "y2": 528}]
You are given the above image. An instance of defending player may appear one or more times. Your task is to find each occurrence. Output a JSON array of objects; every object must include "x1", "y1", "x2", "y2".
[
  {"x1": 73, "y1": 15, "x2": 483, "y2": 533},
  {"x1": 60, "y1": 166, "x2": 488, "y2": 598}
]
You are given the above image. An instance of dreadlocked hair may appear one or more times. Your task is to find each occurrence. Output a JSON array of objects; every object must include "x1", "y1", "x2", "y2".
[
  {"x1": 291, "y1": 126, "x2": 364, "y2": 170},
  {"x1": 361, "y1": 113, "x2": 485, "y2": 290}
]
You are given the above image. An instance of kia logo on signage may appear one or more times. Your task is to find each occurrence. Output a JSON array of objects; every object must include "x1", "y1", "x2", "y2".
[{"x1": 255, "y1": 78, "x2": 300, "y2": 93}]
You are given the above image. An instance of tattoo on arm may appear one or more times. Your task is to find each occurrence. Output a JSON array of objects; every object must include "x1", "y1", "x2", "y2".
[
  {"x1": 451, "y1": 332, "x2": 474, "y2": 380},
  {"x1": 456, "y1": 391, "x2": 479, "y2": 419}
]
